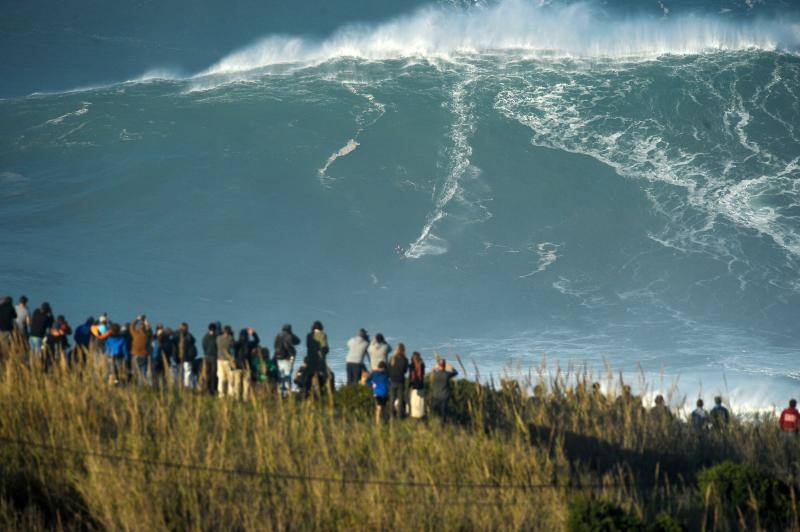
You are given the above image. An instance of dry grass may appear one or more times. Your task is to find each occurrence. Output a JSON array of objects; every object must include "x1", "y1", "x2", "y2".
[{"x1": 0, "y1": 337, "x2": 797, "y2": 531}]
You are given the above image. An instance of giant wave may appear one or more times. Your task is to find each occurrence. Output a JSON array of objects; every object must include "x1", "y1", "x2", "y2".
[
  {"x1": 198, "y1": 0, "x2": 800, "y2": 78},
  {"x1": 2, "y1": 0, "x2": 800, "y2": 410}
]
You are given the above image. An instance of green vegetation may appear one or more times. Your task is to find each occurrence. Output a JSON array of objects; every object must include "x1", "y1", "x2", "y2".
[
  {"x1": 1, "y1": 341, "x2": 800, "y2": 530},
  {"x1": 698, "y1": 461, "x2": 797, "y2": 529}
]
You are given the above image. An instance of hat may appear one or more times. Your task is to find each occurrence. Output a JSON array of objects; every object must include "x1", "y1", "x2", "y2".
[{"x1": 98, "y1": 315, "x2": 108, "y2": 324}]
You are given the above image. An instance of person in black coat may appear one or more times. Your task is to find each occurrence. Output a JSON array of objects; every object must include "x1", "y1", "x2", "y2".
[
  {"x1": 176, "y1": 322, "x2": 198, "y2": 388},
  {"x1": 0, "y1": 296, "x2": 17, "y2": 356},
  {"x1": 274, "y1": 324, "x2": 300, "y2": 396},
  {"x1": 29, "y1": 302, "x2": 53, "y2": 359},
  {"x1": 202, "y1": 323, "x2": 219, "y2": 395}
]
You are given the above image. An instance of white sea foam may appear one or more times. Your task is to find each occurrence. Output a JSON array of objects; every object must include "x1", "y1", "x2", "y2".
[
  {"x1": 198, "y1": 0, "x2": 800, "y2": 78},
  {"x1": 316, "y1": 82, "x2": 386, "y2": 186},
  {"x1": 406, "y1": 74, "x2": 478, "y2": 259},
  {"x1": 519, "y1": 242, "x2": 561, "y2": 278},
  {"x1": 318, "y1": 138, "x2": 360, "y2": 186},
  {"x1": 492, "y1": 56, "x2": 800, "y2": 265},
  {"x1": 134, "y1": 68, "x2": 182, "y2": 82},
  {"x1": 717, "y1": 157, "x2": 800, "y2": 255},
  {"x1": 45, "y1": 102, "x2": 91, "y2": 125}
]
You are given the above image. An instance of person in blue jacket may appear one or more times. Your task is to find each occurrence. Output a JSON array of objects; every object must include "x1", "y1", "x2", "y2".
[
  {"x1": 366, "y1": 361, "x2": 390, "y2": 425},
  {"x1": 71, "y1": 317, "x2": 94, "y2": 367},
  {"x1": 104, "y1": 323, "x2": 130, "y2": 385}
]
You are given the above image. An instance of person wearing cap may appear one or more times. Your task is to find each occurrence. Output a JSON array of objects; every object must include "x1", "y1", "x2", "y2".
[{"x1": 274, "y1": 324, "x2": 300, "y2": 397}]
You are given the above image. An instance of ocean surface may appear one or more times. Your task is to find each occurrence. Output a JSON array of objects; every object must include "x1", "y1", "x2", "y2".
[{"x1": 2, "y1": 0, "x2": 800, "y2": 409}]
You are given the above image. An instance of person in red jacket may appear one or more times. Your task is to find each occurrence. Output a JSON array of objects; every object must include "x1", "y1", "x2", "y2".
[{"x1": 779, "y1": 399, "x2": 799, "y2": 442}]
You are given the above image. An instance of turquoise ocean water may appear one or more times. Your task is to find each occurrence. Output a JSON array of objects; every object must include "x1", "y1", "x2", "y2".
[{"x1": 2, "y1": 0, "x2": 800, "y2": 408}]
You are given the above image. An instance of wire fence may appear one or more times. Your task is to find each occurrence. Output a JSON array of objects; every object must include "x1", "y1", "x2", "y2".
[{"x1": 0, "y1": 435, "x2": 655, "y2": 495}]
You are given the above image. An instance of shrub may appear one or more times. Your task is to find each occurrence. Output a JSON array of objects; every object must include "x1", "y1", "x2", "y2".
[
  {"x1": 649, "y1": 513, "x2": 685, "y2": 532},
  {"x1": 566, "y1": 496, "x2": 643, "y2": 531},
  {"x1": 698, "y1": 461, "x2": 795, "y2": 528},
  {"x1": 567, "y1": 497, "x2": 684, "y2": 532},
  {"x1": 333, "y1": 383, "x2": 373, "y2": 417}
]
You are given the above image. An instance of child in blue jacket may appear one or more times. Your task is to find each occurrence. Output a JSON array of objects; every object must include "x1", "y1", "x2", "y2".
[{"x1": 366, "y1": 361, "x2": 390, "y2": 425}]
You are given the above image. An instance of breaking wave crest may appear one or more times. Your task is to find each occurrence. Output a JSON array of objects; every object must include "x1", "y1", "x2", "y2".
[{"x1": 199, "y1": 0, "x2": 800, "y2": 77}]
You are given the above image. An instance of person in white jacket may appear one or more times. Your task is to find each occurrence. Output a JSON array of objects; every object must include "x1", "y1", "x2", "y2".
[
  {"x1": 367, "y1": 333, "x2": 391, "y2": 371},
  {"x1": 345, "y1": 329, "x2": 370, "y2": 385}
]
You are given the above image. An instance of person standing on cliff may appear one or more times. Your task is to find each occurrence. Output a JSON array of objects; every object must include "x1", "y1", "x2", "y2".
[
  {"x1": 274, "y1": 324, "x2": 300, "y2": 397},
  {"x1": 14, "y1": 295, "x2": 29, "y2": 340},
  {"x1": 388, "y1": 343, "x2": 410, "y2": 418},
  {"x1": 130, "y1": 316, "x2": 152, "y2": 384},
  {"x1": 710, "y1": 396, "x2": 730, "y2": 429},
  {"x1": 0, "y1": 296, "x2": 17, "y2": 357},
  {"x1": 366, "y1": 361, "x2": 390, "y2": 425},
  {"x1": 345, "y1": 329, "x2": 370, "y2": 385},
  {"x1": 691, "y1": 399, "x2": 709, "y2": 430},
  {"x1": 780, "y1": 399, "x2": 800, "y2": 443},
  {"x1": 367, "y1": 333, "x2": 391, "y2": 371},
  {"x1": 304, "y1": 321, "x2": 329, "y2": 394},
  {"x1": 216, "y1": 326, "x2": 235, "y2": 398},
  {"x1": 202, "y1": 323, "x2": 218, "y2": 395},
  {"x1": 409, "y1": 352, "x2": 426, "y2": 419},
  {"x1": 430, "y1": 358, "x2": 458, "y2": 420},
  {"x1": 29, "y1": 301, "x2": 53, "y2": 362}
]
